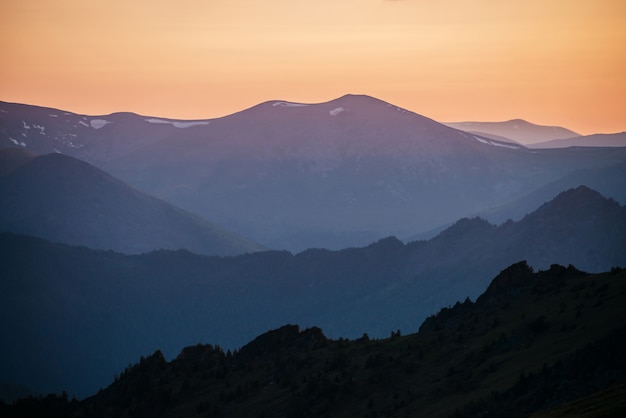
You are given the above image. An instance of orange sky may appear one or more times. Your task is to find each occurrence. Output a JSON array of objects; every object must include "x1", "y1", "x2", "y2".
[{"x1": 1, "y1": 0, "x2": 625, "y2": 134}]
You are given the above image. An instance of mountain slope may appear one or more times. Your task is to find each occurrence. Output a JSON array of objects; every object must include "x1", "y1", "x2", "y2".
[
  {"x1": 497, "y1": 186, "x2": 626, "y2": 269},
  {"x1": 529, "y1": 131, "x2": 626, "y2": 148},
  {"x1": 0, "y1": 95, "x2": 510, "y2": 161},
  {"x1": 477, "y1": 163, "x2": 626, "y2": 225},
  {"x1": 0, "y1": 101, "x2": 208, "y2": 162},
  {"x1": 4, "y1": 97, "x2": 625, "y2": 251},
  {"x1": 0, "y1": 186, "x2": 624, "y2": 398},
  {"x1": 3, "y1": 263, "x2": 626, "y2": 417},
  {"x1": 0, "y1": 152, "x2": 264, "y2": 255},
  {"x1": 445, "y1": 119, "x2": 581, "y2": 145},
  {"x1": 0, "y1": 148, "x2": 37, "y2": 177},
  {"x1": 101, "y1": 96, "x2": 626, "y2": 250}
]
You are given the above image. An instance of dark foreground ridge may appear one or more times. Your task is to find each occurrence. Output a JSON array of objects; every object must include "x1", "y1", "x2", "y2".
[{"x1": 3, "y1": 262, "x2": 626, "y2": 417}]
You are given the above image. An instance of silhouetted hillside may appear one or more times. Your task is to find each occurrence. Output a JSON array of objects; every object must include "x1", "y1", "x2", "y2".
[
  {"x1": 3, "y1": 262, "x2": 625, "y2": 417},
  {"x1": 0, "y1": 152, "x2": 265, "y2": 255},
  {"x1": 0, "y1": 186, "x2": 624, "y2": 398}
]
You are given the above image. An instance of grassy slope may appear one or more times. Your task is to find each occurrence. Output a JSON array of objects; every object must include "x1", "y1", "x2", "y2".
[{"x1": 528, "y1": 381, "x2": 626, "y2": 418}]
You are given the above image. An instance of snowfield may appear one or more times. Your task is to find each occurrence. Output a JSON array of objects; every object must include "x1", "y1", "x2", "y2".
[
  {"x1": 145, "y1": 118, "x2": 210, "y2": 128},
  {"x1": 473, "y1": 135, "x2": 520, "y2": 149},
  {"x1": 329, "y1": 107, "x2": 345, "y2": 116},
  {"x1": 272, "y1": 101, "x2": 310, "y2": 108},
  {"x1": 90, "y1": 119, "x2": 111, "y2": 129}
]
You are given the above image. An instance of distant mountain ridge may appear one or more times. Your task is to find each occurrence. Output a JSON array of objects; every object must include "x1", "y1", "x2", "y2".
[
  {"x1": 445, "y1": 118, "x2": 581, "y2": 145},
  {"x1": 1, "y1": 185, "x2": 624, "y2": 398},
  {"x1": 476, "y1": 162, "x2": 626, "y2": 226},
  {"x1": 0, "y1": 149, "x2": 264, "y2": 256},
  {"x1": 530, "y1": 131, "x2": 626, "y2": 148}
]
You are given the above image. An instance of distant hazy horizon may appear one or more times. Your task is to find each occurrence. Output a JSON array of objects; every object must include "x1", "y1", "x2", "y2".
[{"x1": 2, "y1": 0, "x2": 625, "y2": 135}]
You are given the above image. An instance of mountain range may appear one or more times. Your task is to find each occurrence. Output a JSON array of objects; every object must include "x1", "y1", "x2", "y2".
[
  {"x1": 446, "y1": 119, "x2": 626, "y2": 148},
  {"x1": 0, "y1": 149, "x2": 264, "y2": 256},
  {"x1": 478, "y1": 162, "x2": 626, "y2": 225},
  {"x1": 1, "y1": 185, "x2": 624, "y2": 399},
  {"x1": 1, "y1": 95, "x2": 625, "y2": 406},
  {"x1": 444, "y1": 119, "x2": 581, "y2": 145},
  {"x1": 529, "y1": 131, "x2": 626, "y2": 148},
  {"x1": 3, "y1": 262, "x2": 625, "y2": 417},
  {"x1": 2, "y1": 96, "x2": 625, "y2": 251}
]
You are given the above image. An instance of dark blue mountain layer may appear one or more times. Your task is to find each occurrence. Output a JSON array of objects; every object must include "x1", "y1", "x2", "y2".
[
  {"x1": 0, "y1": 186, "x2": 624, "y2": 398},
  {"x1": 0, "y1": 149, "x2": 264, "y2": 255}
]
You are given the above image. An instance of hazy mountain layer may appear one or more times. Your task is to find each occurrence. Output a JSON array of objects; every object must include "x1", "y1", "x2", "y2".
[
  {"x1": 529, "y1": 131, "x2": 626, "y2": 148},
  {"x1": 445, "y1": 119, "x2": 581, "y2": 144},
  {"x1": 3, "y1": 97, "x2": 625, "y2": 251},
  {"x1": 478, "y1": 163, "x2": 626, "y2": 225},
  {"x1": 0, "y1": 148, "x2": 37, "y2": 176},
  {"x1": 1, "y1": 186, "x2": 624, "y2": 398},
  {"x1": 0, "y1": 150, "x2": 264, "y2": 256}
]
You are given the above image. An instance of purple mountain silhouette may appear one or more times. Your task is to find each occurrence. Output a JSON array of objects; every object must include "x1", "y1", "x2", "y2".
[{"x1": 2, "y1": 96, "x2": 625, "y2": 251}]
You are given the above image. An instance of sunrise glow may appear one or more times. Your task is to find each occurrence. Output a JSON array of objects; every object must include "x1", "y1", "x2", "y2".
[{"x1": 1, "y1": 0, "x2": 625, "y2": 134}]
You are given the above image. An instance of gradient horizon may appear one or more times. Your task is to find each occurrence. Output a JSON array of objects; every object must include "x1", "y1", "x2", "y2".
[{"x1": 1, "y1": 0, "x2": 625, "y2": 135}]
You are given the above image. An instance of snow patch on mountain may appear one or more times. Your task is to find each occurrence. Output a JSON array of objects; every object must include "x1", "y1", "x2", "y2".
[
  {"x1": 79, "y1": 121, "x2": 89, "y2": 127},
  {"x1": 330, "y1": 107, "x2": 345, "y2": 116},
  {"x1": 491, "y1": 141, "x2": 520, "y2": 149},
  {"x1": 272, "y1": 101, "x2": 310, "y2": 108},
  {"x1": 172, "y1": 121, "x2": 210, "y2": 128},
  {"x1": 145, "y1": 118, "x2": 210, "y2": 128},
  {"x1": 473, "y1": 135, "x2": 520, "y2": 149},
  {"x1": 145, "y1": 118, "x2": 170, "y2": 125},
  {"x1": 9, "y1": 137, "x2": 26, "y2": 147},
  {"x1": 90, "y1": 119, "x2": 111, "y2": 129},
  {"x1": 49, "y1": 114, "x2": 58, "y2": 118}
]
